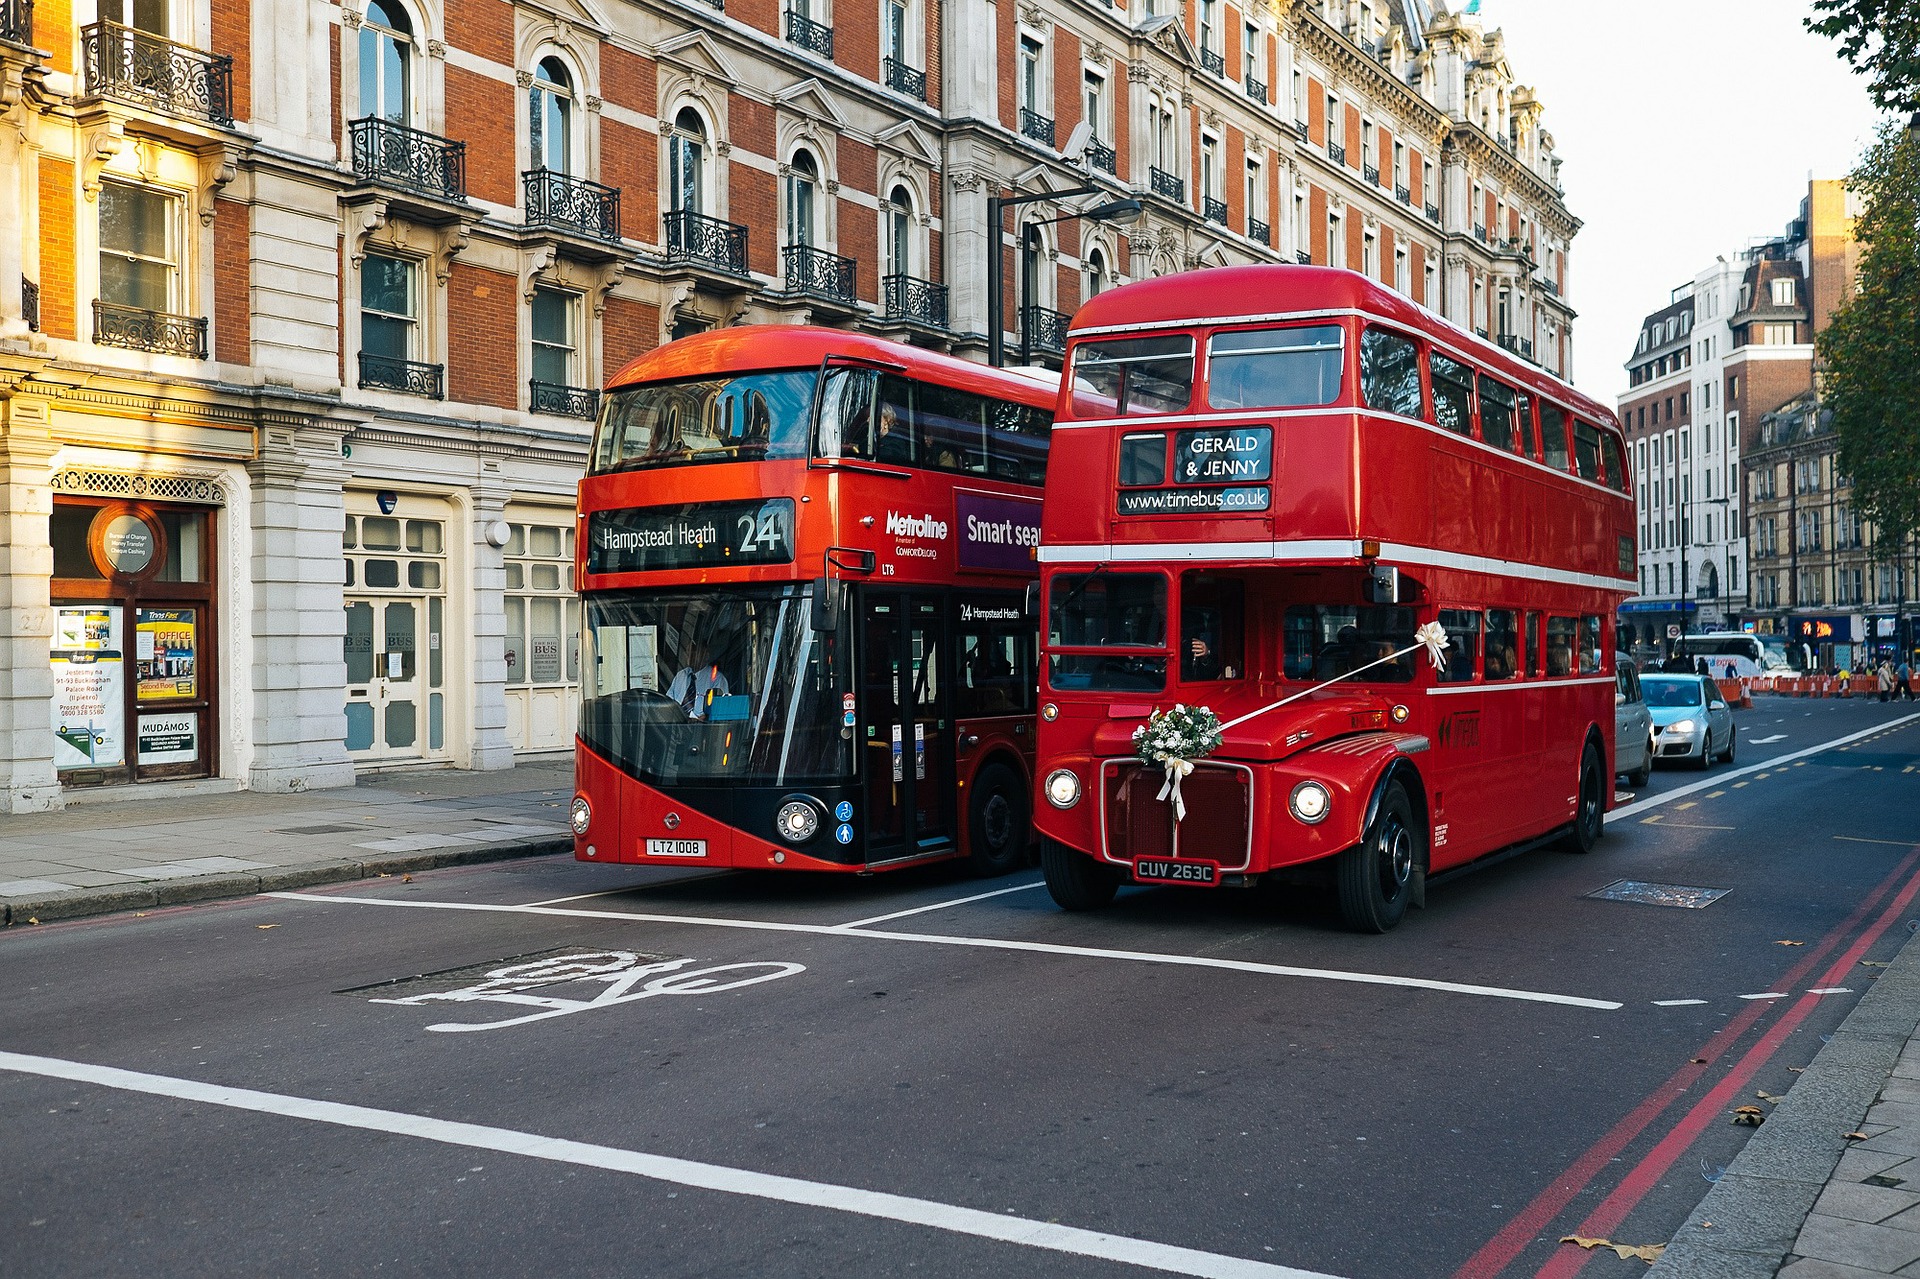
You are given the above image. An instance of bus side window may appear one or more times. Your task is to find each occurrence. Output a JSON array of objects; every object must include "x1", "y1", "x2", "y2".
[
  {"x1": 1430, "y1": 353, "x2": 1474, "y2": 437},
  {"x1": 1526, "y1": 611, "x2": 1544, "y2": 677},
  {"x1": 1478, "y1": 376, "x2": 1518, "y2": 452},
  {"x1": 1580, "y1": 615, "x2": 1603, "y2": 674},
  {"x1": 1360, "y1": 327, "x2": 1423, "y2": 418},
  {"x1": 820, "y1": 368, "x2": 876, "y2": 458},
  {"x1": 1572, "y1": 419, "x2": 1602, "y2": 482},
  {"x1": 1436, "y1": 609, "x2": 1480, "y2": 682},
  {"x1": 1515, "y1": 391, "x2": 1537, "y2": 458},
  {"x1": 989, "y1": 399, "x2": 1050, "y2": 486},
  {"x1": 1540, "y1": 402, "x2": 1571, "y2": 472},
  {"x1": 874, "y1": 375, "x2": 917, "y2": 465},
  {"x1": 1545, "y1": 616, "x2": 1576, "y2": 677},
  {"x1": 1598, "y1": 430, "x2": 1631, "y2": 494},
  {"x1": 919, "y1": 382, "x2": 987, "y2": 473},
  {"x1": 1484, "y1": 609, "x2": 1519, "y2": 680}
]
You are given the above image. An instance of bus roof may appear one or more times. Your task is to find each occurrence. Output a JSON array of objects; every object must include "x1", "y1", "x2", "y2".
[
  {"x1": 1069, "y1": 265, "x2": 1617, "y2": 426},
  {"x1": 604, "y1": 325, "x2": 1058, "y2": 410}
]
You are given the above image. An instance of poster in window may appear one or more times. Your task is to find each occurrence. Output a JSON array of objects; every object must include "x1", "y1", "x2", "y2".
[
  {"x1": 136, "y1": 607, "x2": 197, "y2": 701},
  {"x1": 51, "y1": 606, "x2": 126, "y2": 770},
  {"x1": 137, "y1": 712, "x2": 199, "y2": 765},
  {"x1": 531, "y1": 634, "x2": 563, "y2": 683}
]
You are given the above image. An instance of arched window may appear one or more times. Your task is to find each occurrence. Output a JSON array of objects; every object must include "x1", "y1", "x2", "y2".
[
  {"x1": 529, "y1": 58, "x2": 573, "y2": 174},
  {"x1": 885, "y1": 185, "x2": 913, "y2": 280},
  {"x1": 1020, "y1": 223, "x2": 1045, "y2": 313},
  {"x1": 1084, "y1": 246, "x2": 1106, "y2": 299},
  {"x1": 668, "y1": 108, "x2": 706, "y2": 214},
  {"x1": 359, "y1": 0, "x2": 412, "y2": 124},
  {"x1": 786, "y1": 150, "x2": 819, "y2": 248}
]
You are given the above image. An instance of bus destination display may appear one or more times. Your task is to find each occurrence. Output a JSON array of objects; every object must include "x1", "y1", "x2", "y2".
[
  {"x1": 1118, "y1": 426, "x2": 1272, "y2": 515},
  {"x1": 588, "y1": 498, "x2": 796, "y2": 574}
]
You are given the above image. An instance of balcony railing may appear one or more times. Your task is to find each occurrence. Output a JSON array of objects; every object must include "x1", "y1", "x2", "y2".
[
  {"x1": 1395, "y1": 184, "x2": 1410, "y2": 205},
  {"x1": 92, "y1": 300, "x2": 207, "y2": 359},
  {"x1": 351, "y1": 117, "x2": 466, "y2": 201},
  {"x1": 1424, "y1": 202, "x2": 1440, "y2": 223},
  {"x1": 1021, "y1": 304, "x2": 1070, "y2": 359},
  {"x1": 783, "y1": 243, "x2": 856, "y2": 303},
  {"x1": 1472, "y1": 223, "x2": 1488, "y2": 243},
  {"x1": 1497, "y1": 333, "x2": 1536, "y2": 361},
  {"x1": 1201, "y1": 48, "x2": 1225, "y2": 77},
  {"x1": 21, "y1": 276, "x2": 37, "y2": 332},
  {"x1": 82, "y1": 20, "x2": 233, "y2": 125},
  {"x1": 1088, "y1": 138, "x2": 1116, "y2": 175},
  {"x1": 1474, "y1": 326, "x2": 1489, "y2": 339},
  {"x1": 359, "y1": 351, "x2": 444, "y2": 398},
  {"x1": 1295, "y1": 250, "x2": 1311, "y2": 265},
  {"x1": 1291, "y1": 120, "x2": 1309, "y2": 141},
  {"x1": 1539, "y1": 277, "x2": 1561, "y2": 298},
  {"x1": 523, "y1": 169, "x2": 620, "y2": 241},
  {"x1": 784, "y1": 9, "x2": 834, "y2": 57},
  {"x1": 2, "y1": 0, "x2": 32, "y2": 45},
  {"x1": 1249, "y1": 218, "x2": 1270, "y2": 245},
  {"x1": 1244, "y1": 75, "x2": 1266, "y2": 103},
  {"x1": 883, "y1": 57, "x2": 926, "y2": 101},
  {"x1": 530, "y1": 379, "x2": 599, "y2": 419},
  {"x1": 1328, "y1": 141, "x2": 1346, "y2": 166},
  {"x1": 1203, "y1": 196, "x2": 1228, "y2": 225},
  {"x1": 1149, "y1": 166, "x2": 1184, "y2": 203},
  {"x1": 1363, "y1": 163, "x2": 1380, "y2": 185},
  {"x1": 1019, "y1": 107, "x2": 1054, "y2": 147},
  {"x1": 883, "y1": 273, "x2": 948, "y2": 328},
  {"x1": 664, "y1": 209, "x2": 748, "y2": 275}
]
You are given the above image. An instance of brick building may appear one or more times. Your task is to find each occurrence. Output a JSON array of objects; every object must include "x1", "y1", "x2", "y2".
[{"x1": 0, "y1": 0, "x2": 1581, "y2": 808}]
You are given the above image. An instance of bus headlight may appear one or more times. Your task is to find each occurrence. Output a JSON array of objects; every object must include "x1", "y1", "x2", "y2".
[
  {"x1": 1044, "y1": 769, "x2": 1081, "y2": 809},
  {"x1": 1289, "y1": 781, "x2": 1331, "y2": 825},
  {"x1": 775, "y1": 799, "x2": 821, "y2": 843},
  {"x1": 569, "y1": 797, "x2": 592, "y2": 835}
]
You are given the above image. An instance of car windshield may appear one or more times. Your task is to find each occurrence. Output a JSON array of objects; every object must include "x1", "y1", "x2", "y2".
[
  {"x1": 1641, "y1": 677, "x2": 1705, "y2": 708},
  {"x1": 579, "y1": 584, "x2": 852, "y2": 784}
]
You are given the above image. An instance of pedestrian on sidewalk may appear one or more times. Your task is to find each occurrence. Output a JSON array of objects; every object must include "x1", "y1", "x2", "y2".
[{"x1": 1879, "y1": 658, "x2": 1896, "y2": 703}]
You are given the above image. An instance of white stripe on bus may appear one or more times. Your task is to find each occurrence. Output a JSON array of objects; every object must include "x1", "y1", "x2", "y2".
[{"x1": 1040, "y1": 539, "x2": 1637, "y2": 592}]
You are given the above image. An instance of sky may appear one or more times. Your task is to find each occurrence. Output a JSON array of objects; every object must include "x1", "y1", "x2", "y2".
[{"x1": 1466, "y1": 0, "x2": 1889, "y2": 403}]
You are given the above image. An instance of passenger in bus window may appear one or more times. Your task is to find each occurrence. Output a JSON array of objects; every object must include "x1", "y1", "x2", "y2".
[
  {"x1": 875, "y1": 402, "x2": 913, "y2": 464},
  {"x1": 1436, "y1": 610, "x2": 1481, "y2": 682},
  {"x1": 1485, "y1": 609, "x2": 1519, "y2": 679},
  {"x1": 1546, "y1": 617, "x2": 1576, "y2": 676}
]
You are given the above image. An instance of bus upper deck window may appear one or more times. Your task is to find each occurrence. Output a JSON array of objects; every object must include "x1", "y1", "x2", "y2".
[
  {"x1": 1206, "y1": 324, "x2": 1343, "y2": 411},
  {"x1": 1478, "y1": 375, "x2": 1518, "y2": 452},
  {"x1": 1573, "y1": 419, "x2": 1602, "y2": 481},
  {"x1": 1360, "y1": 327, "x2": 1423, "y2": 418},
  {"x1": 1070, "y1": 335, "x2": 1194, "y2": 416},
  {"x1": 1119, "y1": 434, "x2": 1166, "y2": 486},
  {"x1": 1429, "y1": 353, "x2": 1474, "y2": 436},
  {"x1": 1540, "y1": 402, "x2": 1571, "y2": 471},
  {"x1": 1598, "y1": 431, "x2": 1630, "y2": 493}
]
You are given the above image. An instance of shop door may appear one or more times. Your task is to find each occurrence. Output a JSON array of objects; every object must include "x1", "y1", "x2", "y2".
[
  {"x1": 344, "y1": 596, "x2": 427, "y2": 761},
  {"x1": 859, "y1": 592, "x2": 953, "y2": 864}
]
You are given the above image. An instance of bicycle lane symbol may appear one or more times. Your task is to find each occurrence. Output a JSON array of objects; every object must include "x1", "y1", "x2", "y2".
[{"x1": 368, "y1": 951, "x2": 806, "y2": 1033}]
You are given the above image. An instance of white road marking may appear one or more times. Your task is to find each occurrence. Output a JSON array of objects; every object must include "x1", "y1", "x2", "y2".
[
  {"x1": 1612, "y1": 715, "x2": 1920, "y2": 822},
  {"x1": 1652, "y1": 999, "x2": 1709, "y2": 1007},
  {"x1": 0, "y1": 1051, "x2": 1339, "y2": 1279},
  {"x1": 1749, "y1": 735, "x2": 1788, "y2": 744},
  {"x1": 264, "y1": 893, "x2": 1623, "y2": 1010},
  {"x1": 1738, "y1": 992, "x2": 1789, "y2": 1001},
  {"x1": 836, "y1": 880, "x2": 1046, "y2": 929},
  {"x1": 1835, "y1": 836, "x2": 1920, "y2": 848},
  {"x1": 1808, "y1": 988, "x2": 1853, "y2": 995}
]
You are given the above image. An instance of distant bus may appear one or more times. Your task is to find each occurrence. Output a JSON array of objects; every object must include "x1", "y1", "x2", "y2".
[{"x1": 1672, "y1": 632, "x2": 1795, "y2": 674}]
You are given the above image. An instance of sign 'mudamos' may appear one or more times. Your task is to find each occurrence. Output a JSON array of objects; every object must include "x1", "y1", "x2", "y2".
[{"x1": 588, "y1": 499, "x2": 795, "y2": 574}]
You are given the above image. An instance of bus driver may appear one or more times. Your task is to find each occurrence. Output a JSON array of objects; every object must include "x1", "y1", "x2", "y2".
[{"x1": 666, "y1": 639, "x2": 730, "y2": 720}]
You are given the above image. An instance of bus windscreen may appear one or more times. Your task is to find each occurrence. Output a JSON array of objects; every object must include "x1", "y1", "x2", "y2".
[{"x1": 592, "y1": 371, "x2": 815, "y2": 472}]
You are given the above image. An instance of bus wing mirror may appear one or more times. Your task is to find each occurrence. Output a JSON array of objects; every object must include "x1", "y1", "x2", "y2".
[
  {"x1": 1364, "y1": 565, "x2": 1400, "y2": 605},
  {"x1": 1024, "y1": 582, "x2": 1040, "y2": 619},
  {"x1": 811, "y1": 577, "x2": 843, "y2": 631}
]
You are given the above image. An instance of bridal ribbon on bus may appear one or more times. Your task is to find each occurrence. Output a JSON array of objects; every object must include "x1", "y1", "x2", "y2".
[
  {"x1": 1156, "y1": 756, "x2": 1195, "y2": 821},
  {"x1": 1216, "y1": 621, "x2": 1450, "y2": 732}
]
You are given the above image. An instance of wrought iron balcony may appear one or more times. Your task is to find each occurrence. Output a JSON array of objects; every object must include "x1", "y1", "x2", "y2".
[
  {"x1": 1203, "y1": 196, "x2": 1228, "y2": 226},
  {"x1": 351, "y1": 117, "x2": 466, "y2": 201},
  {"x1": 884, "y1": 57, "x2": 926, "y2": 101},
  {"x1": 784, "y1": 10, "x2": 833, "y2": 57},
  {"x1": 1249, "y1": 218, "x2": 1270, "y2": 245},
  {"x1": 2, "y1": 0, "x2": 31, "y2": 45},
  {"x1": 523, "y1": 169, "x2": 620, "y2": 241},
  {"x1": 883, "y1": 273, "x2": 948, "y2": 328},
  {"x1": 92, "y1": 300, "x2": 207, "y2": 359},
  {"x1": 1497, "y1": 333, "x2": 1536, "y2": 361},
  {"x1": 1328, "y1": 142, "x2": 1346, "y2": 166},
  {"x1": 1149, "y1": 166, "x2": 1184, "y2": 203},
  {"x1": 783, "y1": 243, "x2": 856, "y2": 303},
  {"x1": 1088, "y1": 138, "x2": 1116, "y2": 175},
  {"x1": 1424, "y1": 201, "x2": 1440, "y2": 223},
  {"x1": 530, "y1": 379, "x2": 599, "y2": 419},
  {"x1": 1473, "y1": 224, "x2": 1489, "y2": 243},
  {"x1": 1019, "y1": 107, "x2": 1054, "y2": 147},
  {"x1": 1363, "y1": 163, "x2": 1380, "y2": 185},
  {"x1": 1474, "y1": 326, "x2": 1489, "y2": 339},
  {"x1": 1295, "y1": 250, "x2": 1311, "y2": 265},
  {"x1": 1539, "y1": 277, "x2": 1561, "y2": 298},
  {"x1": 1395, "y1": 183, "x2": 1410, "y2": 204},
  {"x1": 1291, "y1": 120, "x2": 1309, "y2": 141},
  {"x1": 664, "y1": 210, "x2": 748, "y2": 276},
  {"x1": 82, "y1": 20, "x2": 233, "y2": 125},
  {"x1": 359, "y1": 351, "x2": 444, "y2": 398},
  {"x1": 21, "y1": 276, "x2": 37, "y2": 332},
  {"x1": 1244, "y1": 75, "x2": 1265, "y2": 103},
  {"x1": 1201, "y1": 48, "x2": 1225, "y2": 77},
  {"x1": 1021, "y1": 304, "x2": 1070, "y2": 359}
]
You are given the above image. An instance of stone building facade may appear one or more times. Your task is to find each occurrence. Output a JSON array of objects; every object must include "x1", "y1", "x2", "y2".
[{"x1": 0, "y1": 0, "x2": 1580, "y2": 809}]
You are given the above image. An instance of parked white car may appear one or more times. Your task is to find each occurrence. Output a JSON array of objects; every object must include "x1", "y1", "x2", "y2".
[{"x1": 1615, "y1": 656, "x2": 1654, "y2": 787}]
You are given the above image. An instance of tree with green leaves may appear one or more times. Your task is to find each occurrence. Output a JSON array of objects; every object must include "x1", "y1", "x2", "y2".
[
  {"x1": 1821, "y1": 121, "x2": 1920, "y2": 549},
  {"x1": 1807, "y1": 0, "x2": 1920, "y2": 114}
]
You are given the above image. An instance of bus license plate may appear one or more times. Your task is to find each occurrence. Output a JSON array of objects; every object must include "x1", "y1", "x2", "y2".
[
  {"x1": 645, "y1": 838, "x2": 708, "y2": 858},
  {"x1": 1133, "y1": 858, "x2": 1219, "y2": 886}
]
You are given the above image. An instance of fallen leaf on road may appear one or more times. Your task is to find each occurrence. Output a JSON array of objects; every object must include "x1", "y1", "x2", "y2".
[
  {"x1": 1560, "y1": 1236, "x2": 1666, "y2": 1263},
  {"x1": 1846, "y1": 1132, "x2": 1871, "y2": 1141},
  {"x1": 377, "y1": 872, "x2": 391, "y2": 878},
  {"x1": 1690, "y1": 1058, "x2": 1709, "y2": 1065},
  {"x1": 1862, "y1": 961, "x2": 1890, "y2": 968},
  {"x1": 402, "y1": 875, "x2": 413, "y2": 883},
  {"x1": 1732, "y1": 1106, "x2": 1766, "y2": 1126},
  {"x1": 1789, "y1": 1066, "x2": 1806, "y2": 1073},
  {"x1": 257, "y1": 924, "x2": 279, "y2": 930},
  {"x1": 26, "y1": 916, "x2": 38, "y2": 925},
  {"x1": 1757, "y1": 1091, "x2": 1785, "y2": 1105},
  {"x1": 1775, "y1": 940, "x2": 1805, "y2": 946}
]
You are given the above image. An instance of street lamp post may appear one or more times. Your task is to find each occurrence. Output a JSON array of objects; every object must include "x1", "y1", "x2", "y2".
[{"x1": 986, "y1": 187, "x2": 1142, "y2": 367}]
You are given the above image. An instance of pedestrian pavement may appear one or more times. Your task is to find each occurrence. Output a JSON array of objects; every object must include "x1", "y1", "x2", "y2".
[{"x1": 0, "y1": 760, "x2": 573, "y2": 925}]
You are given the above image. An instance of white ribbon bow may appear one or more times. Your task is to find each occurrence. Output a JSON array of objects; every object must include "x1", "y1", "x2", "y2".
[
  {"x1": 1413, "y1": 620, "x2": 1451, "y2": 671},
  {"x1": 1155, "y1": 755, "x2": 1195, "y2": 821}
]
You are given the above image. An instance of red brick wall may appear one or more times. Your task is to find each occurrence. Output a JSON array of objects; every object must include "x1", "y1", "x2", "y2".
[
  {"x1": 996, "y1": 1, "x2": 1015, "y2": 129},
  {"x1": 446, "y1": 0, "x2": 514, "y2": 65},
  {"x1": 330, "y1": 24, "x2": 341, "y2": 154},
  {"x1": 839, "y1": 197, "x2": 876, "y2": 302},
  {"x1": 1411, "y1": 241, "x2": 1427, "y2": 307},
  {"x1": 603, "y1": 296, "x2": 661, "y2": 369},
  {"x1": 601, "y1": 44, "x2": 656, "y2": 117},
  {"x1": 40, "y1": 0, "x2": 70, "y2": 74},
  {"x1": 1052, "y1": 30, "x2": 1080, "y2": 138},
  {"x1": 1347, "y1": 215, "x2": 1362, "y2": 274},
  {"x1": 1307, "y1": 80, "x2": 1324, "y2": 147},
  {"x1": 1343, "y1": 105, "x2": 1361, "y2": 171},
  {"x1": 447, "y1": 263, "x2": 517, "y2": 409},
  {"x1": 211, "y1": 0, "x2": 250, "y2": 122},
  {"x1": 1379, "y1": 224, "x2": 1396, "y2": 287},
  {"x1": 213, "y1": 198, "x2": 249, "y2": 365},
  {"x1": 601, "y1": 119, "x2": 657, "y2": 241},
  {"x1": 445, "y1": 68, "x2": 515, "y2": 205},
  {"x1": 731, "y1": 0, "x2": 776, "y2": 41},
  {"x1": 923, "y1": 0, "x2": 941, "y2": 110},
  {"x1": 733, "y1": 163, "x2": 777, "y2": 276},
  {"x1": 731, "y1": 94, "x2": 775, "y2": 156},
  {"x1": 1225, "y1": 127, "x2": 1245, "y2": 229},
  {"x1": 840, "y1": 137, "x2": 875, "y2": 194},
  {"x1": 36, "y1": 158, "x2": 75, "y2": 341},
  {"x1": 1112, "y1": 61, "x2": 1130, "y2": 177},
  {"x1": 927, "y1": 229, "x2": 942, "y2": 283},
  {"x1": 838, "y1": 0, "x2": 877, "y2": 80},
  {"x1": 1308, "y1": 184, "x2": 1326, "y2": 264}
]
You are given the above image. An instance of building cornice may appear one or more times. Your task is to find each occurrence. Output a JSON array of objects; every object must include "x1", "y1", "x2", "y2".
[{"x1": 1286, "y1": 3, "x2": 1450, "y2": 147}]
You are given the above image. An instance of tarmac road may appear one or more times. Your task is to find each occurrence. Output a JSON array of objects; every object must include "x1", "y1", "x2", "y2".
[{"x1": 3, "y1": 698, "x2": 1917, "y2": 1278}]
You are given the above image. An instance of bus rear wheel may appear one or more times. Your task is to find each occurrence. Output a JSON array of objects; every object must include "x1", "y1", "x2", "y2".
[
  {"x1": 1335, "y1": 781, "x2": 1417, "y2": 934},
  {"x1": 966, "y1": 762, "x2": 1029, "y2": 877},
  {"x1": 1561, "y1": 743, "x2": 1606, "y2": 853},
  {"x1": 1041, "y1": 838, "x2": 1120, "y2": 911}
]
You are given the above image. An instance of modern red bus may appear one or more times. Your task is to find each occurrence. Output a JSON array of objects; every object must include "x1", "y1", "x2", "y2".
[
  {"x1": 1032, "y1": 266, "x2": 1637, "y2": 930},
  {"x1": 570, "y1": 327, "x2": 1057, "y2": 877}
]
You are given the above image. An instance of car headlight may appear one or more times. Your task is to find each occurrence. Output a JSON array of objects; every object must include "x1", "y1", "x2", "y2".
[
  {"x1": 1289, "y1": 780, "x2": 1331, "y2": 825},
  {"x1": 1668, "y1": 718, "x2": 1698, "y2": 736},
  {"x1": 775, "y1": 800, "x2": 820, "y2": 843},
  {"x1": 569, "y1": 797, "x2": 592, "y2": 835},
  {"x1": 1044, "y1": 768, "x2": 1081, "y2": 809}
]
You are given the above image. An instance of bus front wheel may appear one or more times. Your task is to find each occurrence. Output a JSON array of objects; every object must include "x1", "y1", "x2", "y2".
[
  {"x1": 1335, "y1": 781, "x2": 1418, "y2": 934},
  {"x1": 1042, "y1": 838, "x2": 1120, "y2": 910},
  {"x1": 967, "y1": 762, "x2": 1029, "y2": 877}
]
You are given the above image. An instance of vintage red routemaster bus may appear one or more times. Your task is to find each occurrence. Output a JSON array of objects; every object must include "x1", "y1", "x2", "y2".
[
  {"x1": 1032, "y1": 266, "x2": 1637, "y2": 930},
  {"x1": 570, "y1": 327, "x2": 1058, "y2": 877}
]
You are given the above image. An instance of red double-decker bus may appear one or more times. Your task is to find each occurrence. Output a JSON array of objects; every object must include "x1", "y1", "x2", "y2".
[
  {"x1": 1033, "y1": 266, "x2": 1637, "y2": 931},
  {"x1": 570, "y1": 327, "x2": 1057, "y2": 877}
]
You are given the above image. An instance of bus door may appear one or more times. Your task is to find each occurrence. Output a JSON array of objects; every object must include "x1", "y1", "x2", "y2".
[{"x1": 859, "y1": 591, "x2": 954, "y2": 861}]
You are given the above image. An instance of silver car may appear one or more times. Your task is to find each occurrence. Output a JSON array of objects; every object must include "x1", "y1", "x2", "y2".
[
  {"x1": 1614, "y1": 656, "x2": 1654, "y2": 787},
  {"x1": 1642, "y1": 674, "x2": 1736, "y2": 769}
]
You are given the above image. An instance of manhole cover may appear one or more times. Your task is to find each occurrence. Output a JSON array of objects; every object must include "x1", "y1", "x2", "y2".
[
  {"x1": 277, "y1": 824, "x2": 364, "y2": 835},
  {"x1": 336, "y1": 947, "x2": 675, "y2": 999},
  {"x1": 1587, "y1": 880, "x2": 1731, "y2": 909}
]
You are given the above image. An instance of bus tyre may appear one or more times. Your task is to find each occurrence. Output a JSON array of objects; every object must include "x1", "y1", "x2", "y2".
[
  {"x1": 966, "y1": 763, "x2": 1029, "y2": 877},
  {"x1": 1335, "y1": 781, "x2": 1417, "y2": 934},
  {"x1": 1628, "y1": 732, "x2": 1653, "y2": 788},
  {"x1": 1042, "y1": 838, "x2": 1120, "y2": 911},
  {"x1": 1562, "y1": 743, "x2": 1606, "y2": 854}
]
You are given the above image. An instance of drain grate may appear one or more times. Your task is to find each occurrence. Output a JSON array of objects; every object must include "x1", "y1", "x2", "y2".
[
  {"x1": 336, "y1": 947, "x2": 676, "y2": 999},
  {"x1": 276, "y1": 824, "x2": 364, "y2": 835},
  {"x1": 1587, "y1": 880, "x2": 1731, "y2": 909}
]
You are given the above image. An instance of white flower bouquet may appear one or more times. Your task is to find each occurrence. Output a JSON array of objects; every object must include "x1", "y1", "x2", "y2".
[{"x1": 1132, "y1": 703, "x2": 1224, "y2": 768}]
